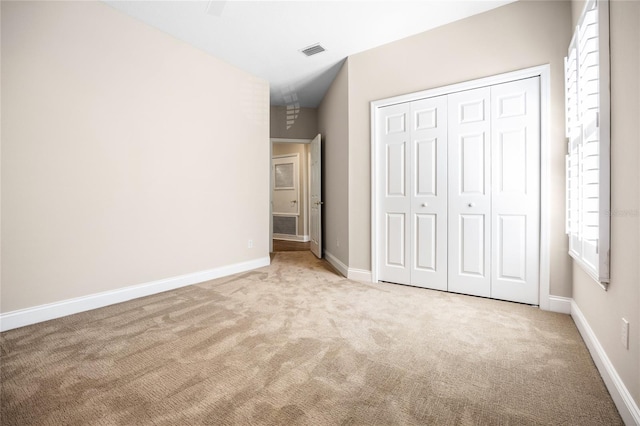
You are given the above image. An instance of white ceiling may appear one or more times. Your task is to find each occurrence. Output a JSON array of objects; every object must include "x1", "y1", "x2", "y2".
[{"x1": 104, "y1": 1, "x2": 516, "y2": 107}]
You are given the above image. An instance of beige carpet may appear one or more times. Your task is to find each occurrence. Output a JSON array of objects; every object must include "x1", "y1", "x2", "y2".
[{"x1": 0, "y1": 252, "x2": 622, "y2": 425}]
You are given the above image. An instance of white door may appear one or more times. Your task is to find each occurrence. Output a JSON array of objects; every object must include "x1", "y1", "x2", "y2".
[
  {"x1": 377, "y1": 96, "x2": 448, "y2": 290},
  {"x1": 490, "y1": 78, "x2": 540, "y2": 304},
  {"x1": 376, "y1": 77, "x2": 540, "y2": 305},
  {"x1": 309, "y1": 134, "x2": 322, "y2": 258},
  {"x1": 448, "y1": 87, "x2": 492, "y2": 298},
  {"x1": 272, "y1": 154, "x2": 299, "y2": 235},
  {"x1": 410, "y1": 96, "x2": 448, "y2": 290},
  {"x1": 378, "y1": 103, "x2": 411, "y2": 285}
]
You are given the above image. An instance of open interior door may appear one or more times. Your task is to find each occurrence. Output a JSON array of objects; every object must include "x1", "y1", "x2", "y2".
[{"x1": 310, "y1": 134, "x2": 322, "y2": 258}]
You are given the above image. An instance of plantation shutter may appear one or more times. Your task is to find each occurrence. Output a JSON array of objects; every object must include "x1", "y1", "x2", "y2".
[{"x1": 564, "y1": 0, "x2": 610, "y2": 285}]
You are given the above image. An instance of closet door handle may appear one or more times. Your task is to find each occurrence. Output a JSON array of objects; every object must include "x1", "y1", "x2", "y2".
[
  {"x1": 422, "y1": 203, "x2": 428, "y2": 207},
  {"x1": 468, "y1": 202, "x2": 475, "y2": 207}
]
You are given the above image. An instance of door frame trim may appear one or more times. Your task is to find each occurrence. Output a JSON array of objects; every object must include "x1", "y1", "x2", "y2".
[
  {"x1": 370, "y1": 64, "x2": 552, "y2": 310},
  {"x1": 270, "y1": 138, "x2": 313, "y2": 253}
]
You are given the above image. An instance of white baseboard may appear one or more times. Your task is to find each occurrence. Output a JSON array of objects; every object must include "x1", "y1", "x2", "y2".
[
  {"x1": 348, "y1": 268, "x2": 373, "y2": 282},
  {"x1": 547, "y1": 295, "x2": 572, "y2": 314},
  {"x1": 324, "y1": 251, "x2": 348, "y2": 278},
  {"x1": 571, "y1": 300, "x2": 640, "y2": 425},
  {"x1": 273, "y1": 234, "x2": 310, "y2": 242},
  {"x1": 323, "y1": 251, "x2": 372, "y2": 283},
  {"x1": 0, "y1": 257, "x2": 271, "y2": 332}
]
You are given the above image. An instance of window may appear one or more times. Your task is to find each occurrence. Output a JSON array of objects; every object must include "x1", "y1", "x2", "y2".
[{"x1": 565, "y1": 0, "x2": 610, "y2": 286}]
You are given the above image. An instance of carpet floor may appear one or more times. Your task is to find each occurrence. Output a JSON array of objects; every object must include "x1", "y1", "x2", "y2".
[{"x1": 0, "y1": 251, "x2": 622, "y2": 425}]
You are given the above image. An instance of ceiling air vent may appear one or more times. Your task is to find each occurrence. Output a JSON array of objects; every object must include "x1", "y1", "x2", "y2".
[{"x1": 301, "y1": 44, "x2": 326, "y2": 57}]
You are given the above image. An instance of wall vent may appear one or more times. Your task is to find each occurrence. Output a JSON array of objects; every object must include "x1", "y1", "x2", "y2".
[
  {"x1": 273, "y1": 216, "x2": 297, "y2": 235},
  {"x1": 301, "y1": 44, "x2": 326, "y2": 57}
]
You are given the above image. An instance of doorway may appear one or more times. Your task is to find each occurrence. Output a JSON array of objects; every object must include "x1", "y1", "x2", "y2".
[{"x1": 270, "y1": 135, "x2": 322, "y2": 258}]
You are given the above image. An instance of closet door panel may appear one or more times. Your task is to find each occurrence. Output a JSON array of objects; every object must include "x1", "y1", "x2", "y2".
[
  {"x1": 459, "y1": 214, "x2": 486, "y2": 276},
  {"x1": 415, "y1": 213, "x2": 437, "y2": 270},
  {"x1": 460, "y1": 133, "x2": 486, "y2": 194},
  {"x1": 378, "y1": 103, "x2": 411, "y2": 285},
  {"x1": 491, "y1": 77, "x2": 540, "y2": 304},
  {"x1": 410, "y1": 96, "x2": 448, "y2": 291},
  {"x1": 448, "y1": 87, "x2": 492, "y2": 298},
  {"x1": 386, "y1": 213, "x2": 407, "y2": 267},
  {"x1": 416, "y1": 139, "x2": 437, "y2": 196}
]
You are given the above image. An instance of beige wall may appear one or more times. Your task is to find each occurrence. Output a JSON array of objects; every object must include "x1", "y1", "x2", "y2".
[
  {"x1": 571, "y1": 0, "x2": 586, "y2": 24},
  {"x1": 272, "y1": 143, "x2": 309, "y2": 237},
  {"x1": 1, "y1": 1, "x2": 270, "y2": 313},
  {"x1": 270, "y1": 106, "x2": 318, "y2": 140},
  {"x1": 318, "y1": 61, "x2": 350, "y2": 265},
  {"x1": 571, "y1": 0, "x2": 640, "y2": 408},
  {"x1": 346, "y1": 0, "x2": 573, "y2": 297}
]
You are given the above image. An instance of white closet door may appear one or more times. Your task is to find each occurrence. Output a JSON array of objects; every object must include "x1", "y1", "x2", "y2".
[
  {"x1": 447, "y1": 87, "x2": 492, "y2": 298},
  {"x1": 378, "y1": 103, "x2": 411, "y2": 285},
  {"x1": 490, "y1": 77, "x2": 540, "y2": 304},
  {"x1": 410, "y1": 96, "x2": 448, "y2": 290}
]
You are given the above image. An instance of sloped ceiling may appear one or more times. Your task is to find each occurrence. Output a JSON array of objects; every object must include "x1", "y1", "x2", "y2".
[{"x1": 104, "y1": 1, "x2": 516, "y2": 107}]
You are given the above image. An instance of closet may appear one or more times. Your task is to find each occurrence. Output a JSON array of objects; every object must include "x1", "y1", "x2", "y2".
[{"x1": 375, "y1": 77, "x2": 540, "y2": 305}]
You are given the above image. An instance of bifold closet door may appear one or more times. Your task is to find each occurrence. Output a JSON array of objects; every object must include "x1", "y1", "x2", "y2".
[
  {"x1": 447, "y1": 79, "x2": 540, "y2": 303},
  {"x1": 490, "y1": 77, "x2": 540, "y2": 305},
  {"x1": 377, "y1": 77, "x2": 540, "y2": 304},
  {"x1": 378, "y1": 96, "x2": 448, "y2": 290},
  {"x1": 447, "y1": 87, "x2": 492, "y2": 298},
  {"x1": 410, "y1": 96, "x2": 448, "y2": 290},
  {"x1": 378, "y1": 102, "x2": 411, "y2": 286}
]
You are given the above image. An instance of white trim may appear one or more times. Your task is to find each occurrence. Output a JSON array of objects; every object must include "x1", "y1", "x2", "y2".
[
  {"x1": 597, "y1": 0, "x2": 611, "y2": 284},
  {"x1": 570, "y1": 254, "x2": 609, "y2": 291},
  {"x1": 324, "y1": 250, "x2": 348, "y2": 278},
  {"x1": 270, "y1": 137, "x2": 313, "y2": 144},
  {"x1": 538, "y1": 65, "x2": 552, "y2": 310},
  {"x1": 272, "y1": 153, "x2": 300, "y2": 160},
  {"x1": 324, "y1": 249, "x2": 380, "y2": 282},
  {"x1": 270, "y1": 138, "x2": 314, "y2": 250},
  {"x1": 372, "y1": 66, "x2": 550, "y2": 109},
  {"x1": 269, "y1": 137, "x2": 273, "y2": 253},
  {"x1": 348, "y1": 268, "x2": 373, "y2": 282},
  {"x1": 548, "y1": 296, "x2": 572, "y2": 314},
  {"x1": 371, "y1": 65, "x2": 551, "y2": 310},
  {"x1": 370, "y1": 100, "x2": 378, "y2": 284},
  {"x1": 0, "y1": 257, "x2": 271, "y2": 332},
  {"x1": 571, "y1": 300, "x2": 640, "y2": 425},
  {"x1": 306, "y1": 149, "x2": 311, "y2": 238},
  {"x1": 273, "y1": 234, "x2": 310, "y2": 242}
]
